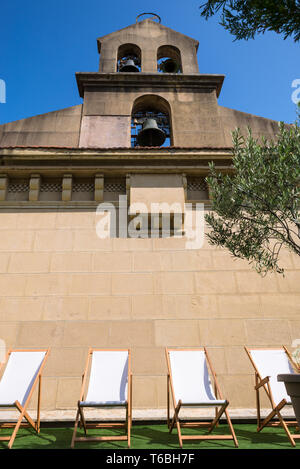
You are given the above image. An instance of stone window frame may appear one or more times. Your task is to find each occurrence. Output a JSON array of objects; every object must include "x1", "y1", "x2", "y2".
[
  {"x1": 117, "y1": 43, "x2": 142, "y2": 72},
  {"x1": 157, "y1": 45, "x2": 182, "y2": 74}
]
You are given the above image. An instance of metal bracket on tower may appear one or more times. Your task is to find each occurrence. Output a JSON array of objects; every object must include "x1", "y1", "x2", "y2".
[{"x1": 136, "y1": 13, "x2": 161, "y2": 24}]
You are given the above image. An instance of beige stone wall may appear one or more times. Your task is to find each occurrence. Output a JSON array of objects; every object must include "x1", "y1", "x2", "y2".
[
  {"x1": 0, "y1": 209, "x2": 299, "y2": 411},
  {"x1": 81, "y1": 88, "x2": 221, "y2": 148}
]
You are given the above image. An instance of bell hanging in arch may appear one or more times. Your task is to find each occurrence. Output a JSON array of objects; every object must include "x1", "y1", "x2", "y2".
[
  {"x1": 160, "y1": 58, "x2": 180, "y2": 74},
  {"x1": 137, "y1": 118, "x2": 166, "y2": 147},
  {"x1": 119, "y1": 59, "x2": 140, "y2": 73}
]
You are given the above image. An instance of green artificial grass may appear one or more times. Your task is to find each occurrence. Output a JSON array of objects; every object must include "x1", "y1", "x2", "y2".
[{"x1": 0, "y1": 423, "x2": 300, "y2": 450}]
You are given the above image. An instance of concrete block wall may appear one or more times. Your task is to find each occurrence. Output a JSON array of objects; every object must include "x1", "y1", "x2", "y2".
[{"x1": 0, "y1": 209, "x2": 299, "y2": 411}]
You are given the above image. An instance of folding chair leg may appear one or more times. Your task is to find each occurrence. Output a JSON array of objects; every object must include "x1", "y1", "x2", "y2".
[
  {"x1": 167, "y1": 375, "x2": 170, "y2": 429},
  {"x1": 257, "y1": 399, "x2": 286, "y2": 432},
  {"x1": 128, "y1": 373, "x2": 132, "y2": 448},
  {"x1": 257, "y1": 398, "x2": 296, "y2": 447},
  {"x1": 173, "y1": 408, "x2": 183, "y2": 448},
  {"x1": 7, "y1": 404, "x2": 28, "y2": 450},
  {"x1": 79, "y1": 406, "x2": 87, "y2": 436},
  {"x1": 224, "y1": 408, "x2": 239, "y2": 448},
  {"x1": 169, "y1": 401, "x2": 181, "y2": 434},
  {"x1": 37, "y1": 375, "x2": 42, "y2": 433},
  {"x1": 201, "y1": 399, "x2": 238, "y2": 448},
  {"x1": 4, "y1": 375, "x2": 46, "y2": 450},
  {"x1": 214, "y1": 406, "x2": 219, "y2": 428},
  {"x1": 255, "y1": 374, "x2": 261, "y2": 430},
  {"x1": 169, "y1": 400, "x2": 183, "y2": 448},
  {"x1": 15, "y1": 401, "x2": 37, "y2": 432},
  {"x1": 176, "y1": 419, "x2": 183, "y2": 448},
  {"x1": 127, "y1": 403, "x2": 131, "y2": 448},
  {"x1": 208, "y1": 402, "x2": 228, "y2": 433},
  {"x1": 71, "y1": 406, "x2": 81, "y2": 449},
  {"x1": 22, "y1": 411, "x2": 37, "y2": 432},
  {"x1": 276, "y1": 411, "x2": 296, "y2": 447}
]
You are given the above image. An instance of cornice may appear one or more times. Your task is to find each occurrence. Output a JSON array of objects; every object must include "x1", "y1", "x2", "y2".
[
  {"x1": 0, "y1": 147, "x2": 232, "y2": 158},
  {"x1": 0, "y1": 147, "x2": 234, "y2": 171},
  {"x1": 75, "y1": 72, "x2": 225, "y2": 98}
]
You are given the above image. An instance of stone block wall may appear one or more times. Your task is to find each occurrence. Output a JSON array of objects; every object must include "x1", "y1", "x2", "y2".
[{"x1": 0, "y1": 209, "x2": 299, "y2": 411}]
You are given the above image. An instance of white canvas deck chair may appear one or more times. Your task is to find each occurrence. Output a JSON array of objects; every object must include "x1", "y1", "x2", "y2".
[
  {"x1": 166, "y1": 348, "x2": 238, "y2": 447},
  {"x1": 245, "y1": 346, "x2": 300, "y2": 446},
  {"x1": 0, "y1": 348, "x2": 50, "y2": 449},
  {"x1": 71, "y1": 348, "x2": 132, "y2": 448}
]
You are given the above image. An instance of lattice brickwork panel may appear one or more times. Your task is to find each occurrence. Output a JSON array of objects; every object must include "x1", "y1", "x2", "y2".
[
  {"x1": 73, "y1": 182, "x2": 94, "y2": 193},
  {"x1": 104, "y1": 179, "x2": 126, "y2": 193},
  {"x1": 187, "y1": 176, "x2": 209, "y2": 200},
  {"x1": 72, "y1": 179, "x2": 94, "y2": 201},
  {"x1": 7, "y1": 179, "x2": 30, "y2": 193},
  {"x1": 187, "y1": 177, "x2": 208, "y2": 192},
  {"x1": 40, "y1": 180, "x2": 62, "y2": 193}
]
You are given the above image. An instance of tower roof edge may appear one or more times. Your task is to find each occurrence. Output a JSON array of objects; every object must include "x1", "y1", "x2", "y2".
[{"x1": 97, "y1": 19, "x2": 199, "y2": 54}]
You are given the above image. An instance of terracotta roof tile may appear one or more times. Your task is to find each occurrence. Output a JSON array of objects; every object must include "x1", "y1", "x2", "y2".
[{"x1": 0, "y1": 145, "x2": 233, "y2": 151}]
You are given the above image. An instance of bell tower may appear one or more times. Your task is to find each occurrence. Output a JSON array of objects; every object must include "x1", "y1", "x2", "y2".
[
  {"x1": 77, "y1": 15, "x2": 224, "y2": 148},
  {"x1": 97, "y1": 14, "x2": 199, "y2": 74}
]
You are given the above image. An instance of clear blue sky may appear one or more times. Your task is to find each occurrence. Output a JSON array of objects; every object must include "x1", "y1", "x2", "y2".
[{"x1": 0, "y1": 0, "x2": 299, "y2": 126}]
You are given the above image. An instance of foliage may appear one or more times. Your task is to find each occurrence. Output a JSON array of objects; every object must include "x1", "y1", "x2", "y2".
[
  {"x1": 205, "y1": 121, "x2": 300, "y2": 275},
  {"x1": 199, "y1": 1, "x2": 300, "y2": 42}
]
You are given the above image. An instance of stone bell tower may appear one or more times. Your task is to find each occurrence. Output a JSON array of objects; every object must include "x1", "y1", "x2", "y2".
[
  {"x1": 77, "y1": 16, "x2": 224, "y2": 149},
  {"x1": 0, "y1": 15, "x2": 297, "y2": 417}
]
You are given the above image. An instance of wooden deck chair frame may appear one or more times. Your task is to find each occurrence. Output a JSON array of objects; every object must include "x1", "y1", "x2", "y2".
[
  {"x1": 166, "y1": 347, "x2": 238, "y2": 447},
  {"x1": 71, "y1": 348, "x2": 132, "y2": 448},
  {"x1": 245, "y1": 346, "x2": 300, "y2": 447},
  {"x1": 0, "y1": 348, "x2": 50, "y2": 449}
]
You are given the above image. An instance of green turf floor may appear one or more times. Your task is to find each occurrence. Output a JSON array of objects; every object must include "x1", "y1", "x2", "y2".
[{"x1": 0, "y1": 423, "x2": 300, "y2": 449}]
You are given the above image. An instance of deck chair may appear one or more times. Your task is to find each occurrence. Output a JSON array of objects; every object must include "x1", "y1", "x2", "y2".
[
  {"x1": 71, "y1": 348, "x2": 132, "y2": 448},
  {"x1": 165, "y1": 347, "x2": 238, "y2": 447},
  {"x1": 245, "y1": 346, "x2": 300, "y2": 446},
  {"x1": 0, "y1": 348, "x2": 50, "y2": 449}
]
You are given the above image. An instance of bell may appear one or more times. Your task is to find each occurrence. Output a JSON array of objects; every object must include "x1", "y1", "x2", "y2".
[
  {"x1": 160, "y1": 58, "x2": 180, "y2": 74},
  {"x1": 119, "y1": 59, "x2": 140, "y2": 72},
  {"x1": 137, "y1": 118, "x2": 166, "y2": 147}
]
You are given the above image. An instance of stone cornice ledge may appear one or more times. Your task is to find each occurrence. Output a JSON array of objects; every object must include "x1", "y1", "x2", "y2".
[
  {"x1": 0, "y1": 147, "x2": 233, "y2": 159},
  {"x1": 75, "y1": 72, "x2": 225, "y2": 98}
]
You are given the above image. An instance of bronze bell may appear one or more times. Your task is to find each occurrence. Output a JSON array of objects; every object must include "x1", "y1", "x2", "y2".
[
  {"x1": 137, "y1": 118, "x2": 166, "y2": 147},
  {"x1": 160, "y1": 58, "x2": 180, "y2": 73},
  {"x1": 119, "y1": 59, "x2": 140, "y2": 73}
]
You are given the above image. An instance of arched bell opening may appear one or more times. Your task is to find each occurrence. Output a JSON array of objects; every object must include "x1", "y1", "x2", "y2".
[
  {"x1": 117, "y1": 43, "x2": 141, "y2": 72},
  {"x1": 131, "y1": 95, "x2": 172, "y2": 148},
  {"x1": 157, "y1": 45, "x2": 182, "y2": 74}
]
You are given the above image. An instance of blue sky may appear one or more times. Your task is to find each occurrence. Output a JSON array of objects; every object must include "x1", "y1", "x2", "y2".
[{"x1": 0, "y1": 0, "x2": 299, "y2": 126}]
